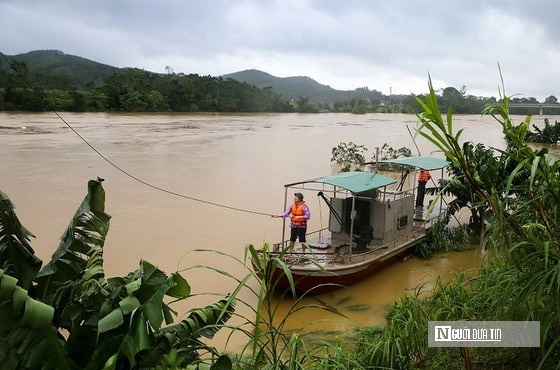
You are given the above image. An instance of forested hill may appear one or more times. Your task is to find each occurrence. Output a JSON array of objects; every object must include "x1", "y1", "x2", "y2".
[
  {"x1": 222, "y1": 69, "x2": 384, "y2": 103},
  {"x1": 1, "y1": 50, "x2": 121, "y2": 88},
  {"x1": 2, "y1": 50, "x2": 383, "y2": 103}
]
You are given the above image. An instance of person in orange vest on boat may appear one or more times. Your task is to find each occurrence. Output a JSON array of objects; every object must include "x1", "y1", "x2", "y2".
[
  {"x1": 415, "y1": 168, "x2": 431, "y2": 208},
  {"x1": 272, "y1": 192, "x2": 311, "y2": 251}
]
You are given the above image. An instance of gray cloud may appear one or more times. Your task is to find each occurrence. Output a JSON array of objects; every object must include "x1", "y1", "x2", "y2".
[{"x1": 1, "y1": 0, "x2": 559, "y2": 100}]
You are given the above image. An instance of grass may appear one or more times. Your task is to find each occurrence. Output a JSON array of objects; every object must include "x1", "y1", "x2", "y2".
[{"x1": 415, "y1": 221, "x2": 474, "y2": 259}]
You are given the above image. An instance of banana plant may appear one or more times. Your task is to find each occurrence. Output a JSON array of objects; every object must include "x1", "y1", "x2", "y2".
[{"x1": 0, "y1": 179, "x2": 235, "y2": 369}]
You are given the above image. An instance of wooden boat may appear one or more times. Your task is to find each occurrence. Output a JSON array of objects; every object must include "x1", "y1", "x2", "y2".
[{"x1": 253, "y1": 156, "x2": 449, "y2": 295}]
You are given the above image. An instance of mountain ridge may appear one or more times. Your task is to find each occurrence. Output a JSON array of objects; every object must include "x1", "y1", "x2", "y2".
[
  {"x1": 221, "y1": 68, "x2": 383, "y2": 103},
  {"x1": 1, "y1": 49, "x2": 121, "y2": 88},
  {"x1": 2, "y1": 50, "x2": 385, "y2": 103}
]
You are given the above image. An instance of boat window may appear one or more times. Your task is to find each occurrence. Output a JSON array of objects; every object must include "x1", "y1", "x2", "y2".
[{"x1": 397, "y1": 214, "x2": 408, "y2": 229}]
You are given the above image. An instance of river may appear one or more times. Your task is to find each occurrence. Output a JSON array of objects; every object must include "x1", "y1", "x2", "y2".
[{"x1": 1, "y1": 111, "x2": 557, "y2": 352}]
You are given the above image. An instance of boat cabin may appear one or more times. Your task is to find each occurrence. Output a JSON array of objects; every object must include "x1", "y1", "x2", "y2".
[{"x1": 280, "y1": 156, "x2": 449, "y2": 253}]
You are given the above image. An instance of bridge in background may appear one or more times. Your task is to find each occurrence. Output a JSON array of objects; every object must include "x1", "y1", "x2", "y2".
[{"x1": 508, "y1": 103, "x2": 560, "y2": 115}]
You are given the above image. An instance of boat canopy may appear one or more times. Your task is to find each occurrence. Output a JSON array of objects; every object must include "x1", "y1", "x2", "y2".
[
  {"x1": 379, "y1": 156, "x2": 449, "y2": 170},
  {"x1": 285, "y1": 157, "x2": 448, "y2": 195},
  {"x1": 285, "y1": 171, "x2": 396, "y2": 194}
]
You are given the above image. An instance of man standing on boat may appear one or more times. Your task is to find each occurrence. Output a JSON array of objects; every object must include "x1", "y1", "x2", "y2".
[
  {"x1": 273, "y1": 192, "x2": 310, "y2": 252},
  {"x1": 415, "y1": 168, "x2": 431, "y2": 208}
]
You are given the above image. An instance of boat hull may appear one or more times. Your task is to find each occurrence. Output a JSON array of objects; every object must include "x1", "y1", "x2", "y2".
[{"x1": 256, "y1": 241, "x2": 418, "y2": 296}]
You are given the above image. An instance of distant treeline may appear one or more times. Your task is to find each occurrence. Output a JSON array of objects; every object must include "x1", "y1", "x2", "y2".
[
  {"x1": 1, "y1": 60, "x2": 558, "y2": 115},
  {"x1": 0, "y1": 61, "x2": 295, "y2": 113}
]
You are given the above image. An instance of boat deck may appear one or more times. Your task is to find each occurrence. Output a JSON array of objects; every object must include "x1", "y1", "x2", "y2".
[
  {"x1": 272, "y1": 226, "x2": 425, "y2": 270},
  {"x1": 271, "y1": 206, "x2": 443, "y2": 271}
]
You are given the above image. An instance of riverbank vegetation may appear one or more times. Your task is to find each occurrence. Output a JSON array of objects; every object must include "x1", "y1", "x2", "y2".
[
  {"x1": 3, "y1": 53, "x2": 558, "y2": 115},
  {"x1": 3, "y1": 73, "x2": 560, "y2": 369},
  {"x1": 326, "y1": 75, "x2": 560, "y2": 369},
  {"x1": 387, "y1": 75, "x2": 560, "y2": 369},
  {"x1": 525, "y1": 118, "x2": 560, "y2": 144}
]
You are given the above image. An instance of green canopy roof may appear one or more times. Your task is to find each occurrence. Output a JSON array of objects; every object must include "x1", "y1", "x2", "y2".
[
  {"x1": 379, "y1": 156, "x2": 449, "y2": 170},
  {"x1": 286, "y1": 172, "x2": 396, "y2": 194}
]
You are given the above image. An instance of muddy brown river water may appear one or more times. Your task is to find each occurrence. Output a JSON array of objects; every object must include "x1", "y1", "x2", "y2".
[{"x1": 2, "y1": 111, "x2": 556, "y2": 352}]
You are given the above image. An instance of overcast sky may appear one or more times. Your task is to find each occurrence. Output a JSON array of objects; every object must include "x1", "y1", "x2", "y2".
[{"x1": 1, "y1": 0, "x2": 559, "y2": 100}]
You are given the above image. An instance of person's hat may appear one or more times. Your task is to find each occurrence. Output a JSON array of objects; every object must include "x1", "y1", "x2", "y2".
[{"x1": 294, "y1": 192, "x2": 304, "y2": 200}]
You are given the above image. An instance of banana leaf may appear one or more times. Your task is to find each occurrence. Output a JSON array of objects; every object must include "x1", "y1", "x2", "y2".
[
  {"x1": 34, "y1": 179, "x2": 111, "y2": 328},
  {"x1": 0, "y1": 269, "x2": 76, "y2": 369},
  {"x1": 90, "y1": 260, "x2": 234, "y2": 369},
  {"x1": 0, "y1": 189, "x2": 42, "y2": 290},
  {"x1": 36, "y1": 179, "x2": 110, "y2": 289}
]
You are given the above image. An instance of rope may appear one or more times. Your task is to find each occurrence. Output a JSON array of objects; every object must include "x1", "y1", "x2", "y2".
[{"x1": 0, "y1": 51, "x2": 274, "y2": 217}]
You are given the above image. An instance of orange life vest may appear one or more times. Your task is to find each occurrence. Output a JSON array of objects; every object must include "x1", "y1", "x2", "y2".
[
  {"x1": 418, "y1": 170, "x2": 431, "y2": 182},
  {"x1": 291, "y1": 201, "x2": 308, "y2": 226}
]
